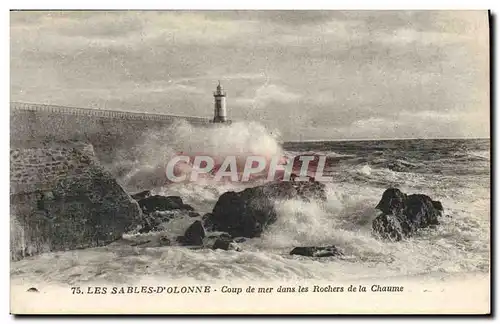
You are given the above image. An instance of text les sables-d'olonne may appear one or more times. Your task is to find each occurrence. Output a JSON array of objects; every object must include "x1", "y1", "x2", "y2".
[{"x1": 71, "y1": 284, "x2": 405, "y2": 295}]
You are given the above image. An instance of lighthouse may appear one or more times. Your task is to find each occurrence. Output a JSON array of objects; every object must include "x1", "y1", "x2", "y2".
[{"x1": 212, "y1": 81, "x2": 228, "y2": 123}]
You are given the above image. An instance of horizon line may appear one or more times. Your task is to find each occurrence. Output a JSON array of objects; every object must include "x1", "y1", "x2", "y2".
[{"x1": 283, "y1": 136, "x2": 491, "y2": 143}]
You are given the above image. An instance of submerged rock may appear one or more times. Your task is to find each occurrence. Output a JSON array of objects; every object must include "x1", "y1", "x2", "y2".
[
  {"x1": 177, "y1": 220, "x2": 205, "y2": 246},
  {"x1": 202, "y1": 213, "x2": 215, "y2": 231},
  {"x1": 130, "y1": 239, "x2": 152, "y2": 247},
  {"x1": 205, "y1": 180, "x2": 327, "y2": 238},
  {"x1": 10, "y1": 142, "x2": 142, "y2": 261},
  {"x1": 263, "y1": 179, "x2": 327, "y2": 202},
  {"x1": 372, "y1": 188, "x2": 443, "y2": 241},
  {"x1": 372, "y1": 213, "x2": 404, "y2": 241},
  {"x1": 188, "y1": 211, "x2": 201, "y2": 218},
  {"x1": 131, "y1": 190, "x2": 151, "y2": 201},
  {"x1": 206, "y1": 232, "x2": 232, "y2": 241},
  {"x1": 211, "y1": 238, "x2": 242, "y2": 252},
  {"x1": 432, "y1": 200, "x2": 444, "y2": 212},
  {"x1": 136, "y1": 195, "x2": 197, "y2": 233},
  {"x1": 208, "y1": 189, "x2": 274, "y2": 238},
  {"x1": 138, "y1": 210, "x2": 178, "y2": 233},
  {"x1": 159, "y1": 236, "x2": 171, "y2": 246},
  {"x1": 212, "y1": 238, "x2": 231, "y2": 250},
  {"x1": 137, "y1": 195, "x2": 194, "y2": 213},
  {"x1": 290, "y1": 246, "x2": 343, "y2": 257}
]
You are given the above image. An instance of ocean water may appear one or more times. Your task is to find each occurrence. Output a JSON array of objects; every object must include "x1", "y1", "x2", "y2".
[{"x1": 10, "y1": 122, "x2": 491, "y2": 285}]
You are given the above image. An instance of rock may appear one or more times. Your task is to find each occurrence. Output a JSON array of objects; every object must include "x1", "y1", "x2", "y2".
[
  {"x1": 181, "y1": 204, "x2": 195, "y2": 211},
  {"x1": 206, "y1": 232, "x2": 232, "y2": 241},
  {"x1": 374, "y1": 188, "x2": 407, "y2": 215},
  {"x1": 137, "y1": 195, "x2": 192, "y2": 213},
  {"x1": 188, "y1": 211, "x2": 200, "y2": 218},
  {"x1": 179, "y1": 220, "x2": 205, "y2": 246},
  {"x1": 290, "y1": 246, "x2": 343, "y2": 257},
  {"x1": 202, "y1": 213, "x2": 215, "y2": 231},
  {"x1": 138, "y1": 213, "x2": 161, "y2": 233},
  {"x1": 372, "y1": 214, "x2": 404, "y2": 241},
  {"x1": 263, "y1": 180, "x2": 327, "y2": 202},
  {"x1": 405, "y1": 194, "x2": 442, "y2": 227},
  {"x1": 26, "y1": 287, "x2": 39, "y2": 293},
  {"x1": 139, "y1": 209, "x2": 198, "y2": 234},
  {"x1": 208, "y1": 188, "x2": 275, "y2": 238},
  {"x1": 164, "y1": 195, "x2": 183, "y2": 207},
  {"x1": 159, "y1": 236, "x2": 171, "y2": 246},
  {"x1": 233, "y1": 237, "x2": 246, "y2": 243},
  {"x1": 212, "y1": 238, "x2": 242, "y2": 252},
  {"x1": 131, "y1": 190, "x2": 151, "y2": 201},
  {"x1": 372, "y1": 188, "x2": 444, "y2": 241},
  {"x1": 203, "y1": 232, "x2": 233, "y2": 249},
  {"x1": 10, "y1": 142, "x2": 142, "y2": 261},
  {"x1": 205, "y1": 180, "x2": 327, "y2": 238},
  {"x1": 212, "y1": 238, "x2": 231, "y2": 250},
  {"x1": 151, "y1": 210, "x2": 178, "y2": 221},
  {"x1": 130, "y1": 239, "x2": 152, "y2": 247},
  {"x1": 432, "y1": 200, "x2": 444, "y2": 212}
]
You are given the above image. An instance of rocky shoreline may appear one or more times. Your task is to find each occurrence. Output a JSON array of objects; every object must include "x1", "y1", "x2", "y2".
[
  {"x1": 127, "y1": 180, "x2": 445, "y2": 258},
  {"x1": 10, "y1": 138, "x2": 446, "y2": 261}
]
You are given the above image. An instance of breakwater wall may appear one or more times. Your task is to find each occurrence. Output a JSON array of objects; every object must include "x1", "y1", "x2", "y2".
[
  {"x1": 10, "y1": 102, "x2": 212, "y2": 164},
  {"x1": 9, "y1": 102, "x2": 217, "y2": 260},
  {"x1": 10, "y1": 141, "x2": 142, "y2": 260}
]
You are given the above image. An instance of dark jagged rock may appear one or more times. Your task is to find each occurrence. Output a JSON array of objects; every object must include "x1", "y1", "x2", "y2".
[
  {"x1": 202, "y1": 213, "x2": 215, "y2": 231},
  {"x1": 375, "y1": 188, "x2": 407, "y2": 215},
  {"x1": 205, "y1": 180, "x2": 327, "y2": 238},
  {"x1": 263, "y1": 180, "x2": 327, "y2": 202},
  {"x1": 131, "y1": 190, "x2": 151, "y2": 201},
  {"x1": 211, "y1": 238, "x2": 242, "y2": 251},
  {"x1": 178, "y1": 220, "x2": 205, "y2": 246},
  {"x1": 372, "y1": 214, "x2": 404, "y2": 241},
  {"x1": 181, "y1": 204, "x2": 195, "y2": 211},
  {"x1": 130, "y1": 239, "x2": 152, "y2": 246},
  {"x1": 138, "y1": 211, "x2": 176, "y2": 233},
  {"x1": 138, "y1": 195, "x2": 193, "y2": 213},
  {"x1": 212, "y1": 238, "x2": 231, "y2": 250},
  {"x1": 372, "y1": 188, "x2": 444, "y2": 241},
  {"x1": 138, "y1": 215, "x2": 158, "y2": 233},
  {"x1": 10, "y1": 142, "x2": 142, "y2": 261},
  {"x1": 405, "y1": 194, "x2": 442, "y2": 227},
  {"x1": 206, "y1": 232, "x2": 232, "y2": 241},
  {"x1": 290, "y1": 246, "x2": 343, "y2": 257},
  {"x1": 208, "y1": 188, "x2": 275, "y2": 238},
  {"x1": 159, "y1": 236, "x2": 171, "y2": 246},
  {"x1": 432, "y1": 200, "x2": 444, "y2": 212},
  {"x1": 233, "y1": 237, "x2": 246, "y2": 243},
  {"x1": 188, "y1": 211, "x2": 200, "y2": 218},
  {"x1": 150, "y1": 210, "x2": 177, "y2": 221}
]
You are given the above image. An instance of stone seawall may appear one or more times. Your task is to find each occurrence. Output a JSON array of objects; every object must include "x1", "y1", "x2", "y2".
[
  {"x1": 10, "y1": 102, "x2": 212, "y2": 164},
  {"x1": 9, "y1": 102, "x2": 218, "y2": 260},
  {"x1": 10, "y1": 141, "x2": 142, "y2": 261}
]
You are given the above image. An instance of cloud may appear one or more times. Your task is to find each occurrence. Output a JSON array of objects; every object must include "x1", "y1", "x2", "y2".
[
  {"x1": 10, "y1": 10, "x2": 490, "y2": 140},
  {"x1": 339, "y1": 110, "x2": 489, "y2": 140}
]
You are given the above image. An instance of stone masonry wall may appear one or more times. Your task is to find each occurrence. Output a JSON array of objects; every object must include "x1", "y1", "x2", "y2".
[{"x1": 10, "y1": 141, "x2": 142, "y2": 261}]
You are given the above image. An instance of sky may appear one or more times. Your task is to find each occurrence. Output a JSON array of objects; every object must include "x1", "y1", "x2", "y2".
[{"x1": 10, "y1": 10, "x2": 490, "y2": 141}]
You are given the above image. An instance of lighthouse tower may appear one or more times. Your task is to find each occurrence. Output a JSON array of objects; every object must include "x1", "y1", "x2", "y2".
[{"x1": 212, "y1": 81, "x2": 227, "y2": 123}]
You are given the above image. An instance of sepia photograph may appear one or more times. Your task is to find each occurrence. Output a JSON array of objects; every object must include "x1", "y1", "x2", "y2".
[{"x1": 9, "y1": 9, "x2": 491, "y2": 314}]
